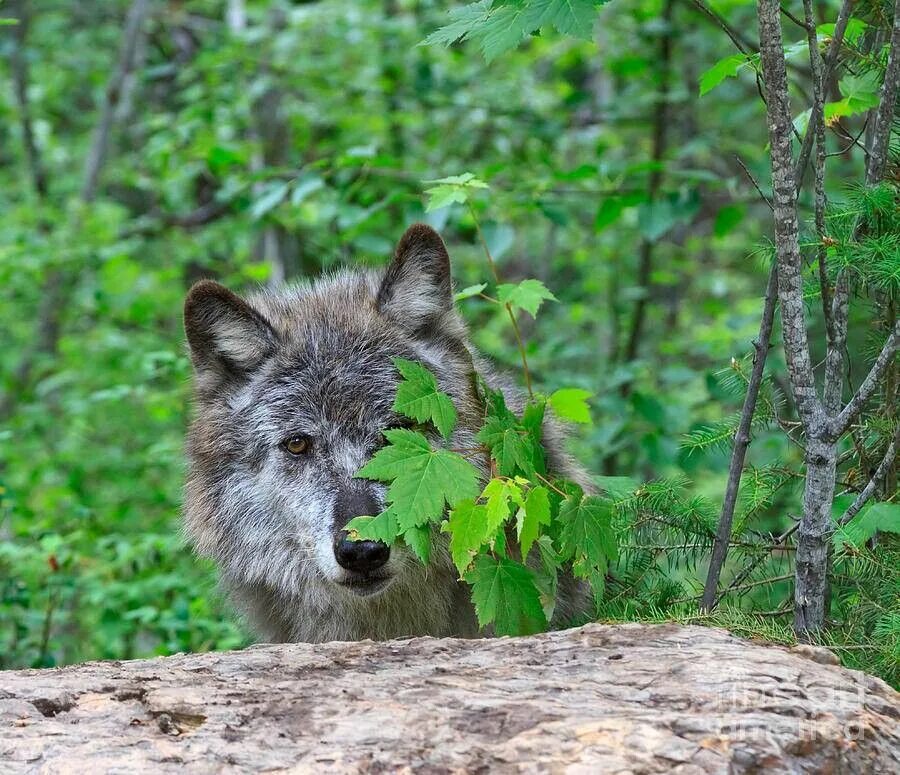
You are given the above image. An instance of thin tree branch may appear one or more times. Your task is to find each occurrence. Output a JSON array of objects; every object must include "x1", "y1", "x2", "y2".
[
  {"x1": 865, "y1": 0, "x2": 900, "y2": 185},
  {"x1": 838, "y1": 425, "x2": 899, "y2": 525},
  {"x1": 684, "y1": 0, "x2": 754, "y2": 55},
  {"x1": 82, "y1": 0, "x2": 150, "y2": 203},
  {"x1": 701, "y1": 263, "x2": 779, "y2": 612},
  {"x1": 735, "y1": 156, "x2": 774, "y2": 211},
  {"x1": 794, "y1": 0, "x2": 853, "y2": 184},
  {"x1": 829, "y1": 320, "x2": 900, "y2": 438}
]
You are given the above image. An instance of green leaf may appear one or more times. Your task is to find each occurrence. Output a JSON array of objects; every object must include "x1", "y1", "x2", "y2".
[
  {"x1": 534, "y1": 534, "x2": 560, "y2": 621},
  {"x1": 713, "y1": 204, "x2": 746, "y2": 237},
  {"x1": 423, "y1": 173, "x2": 489, "y2": 211},
  {"x1": 454, "y1": 283, "x2": 488, "y2": 301},
  {"x1": 422, "y1": 1, "x2": 492, "y2": 47},
  {"x1": 424, "y1": 0, "x2": 599, "y2": 62},
  {"x1": 698, "y1": 53, "x2": 752, "y2": 96},
  {"x1": 538, "y1": 0, "x2": 598, "y2": 38},
  {"x1": 482, "y1": 478, "x2": 520, "y2": 534},
  {"x1": 595, "y1": 197, "x2": 624, "y2": 232},
  {"x1": 496, "y1": 278, "x2": 557, "y2": 318},
  {"x1": 356, "y1": 428, "x2": 431, "y2": 479},
  {"x1": 403, "y1": 524, "x2": 432, "y2": 564},
  {"x1": 477, "y1": 416, "x2": 541, "y2": 477},
  {"x1": 594, "y1": 475, "x2": 639, "y2": 500},
  {"x1": 559, "y1": 494, "x2": 618, "y2": 570},
  {"x1": 518, "y1": 485, "x2": 551, "y2": 558},
  {"x1": 466, "y1": 555, "x2": 547, "y2": 636},
  {"x1": 392, "y1": 358, "x2": 457, "y2": 438},
  {"x1": 357, "y1": 430, "x2": 480, "y2": 530},
  {"x1": 636, "y1": 197, "x2": 698, "y2": 243},
  {"x1": 444, "y1": 499, "x2": 490, "y2": 575},
  {"x1": 290, "y1": 175, "x2": 325, "y2": 205},
  {"x1": 835, "y1": 502, "x2": 900, "y2": 548},
  {"x1": 250, "y1": 181, "x2": 289, "y2": 220},
  {"x1": 344, "y1": 509, "x2": 401, "y2": 544},
  {"x1": 548, "y1": 388, "x2": 593, "y2": 424}
]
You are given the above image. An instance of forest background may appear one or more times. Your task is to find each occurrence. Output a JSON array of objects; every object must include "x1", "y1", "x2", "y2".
[{"x1": 1, "y1": 0, "x2": 897, "y2": 685}]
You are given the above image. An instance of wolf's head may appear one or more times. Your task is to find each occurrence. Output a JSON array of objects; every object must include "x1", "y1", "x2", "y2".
[{"x1": 183, "y1": 225, "x2": 482, "y2": 635}]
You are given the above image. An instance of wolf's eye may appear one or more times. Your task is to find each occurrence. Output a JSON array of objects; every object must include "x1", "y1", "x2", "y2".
[{"x1": 283, "y1": 435, "x2": 312, "y2": 456}]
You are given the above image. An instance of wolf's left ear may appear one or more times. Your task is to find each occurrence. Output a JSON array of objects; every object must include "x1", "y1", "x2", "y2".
[{"x1": 377, "y1": 223, "x2": 453, "y2": 331}]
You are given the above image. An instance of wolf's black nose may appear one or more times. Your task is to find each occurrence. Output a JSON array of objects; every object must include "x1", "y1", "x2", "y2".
[{"x1": 333, "y1": 532, "x2": 390, "y2": 573}]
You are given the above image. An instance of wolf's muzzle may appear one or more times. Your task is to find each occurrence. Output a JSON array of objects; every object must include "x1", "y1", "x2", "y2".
[{"x1": 333, "y1": 532, "x2": 390, "y2": 574}]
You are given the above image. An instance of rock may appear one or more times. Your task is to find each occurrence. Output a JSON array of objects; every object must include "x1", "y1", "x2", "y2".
[{"x1": 1, "y1": 623, "x2": 897, "y2": 773}]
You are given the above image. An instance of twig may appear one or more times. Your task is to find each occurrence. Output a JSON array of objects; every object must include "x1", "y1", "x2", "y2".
[
  {"x1": 468, "y1": 203, "x2": 534, "y2": 399},
  {"x1": 735, "y1": 156, "x2": 774, "y2": 211},
  {"x1": 684, "y1": 0, "x2": 754, "y2": 55},
  {"x1": 829, "y1": 320, "x2": 899, "y2": 438},
  {"x1": 838, "y1": 425, "x2": 899, "y2": 525},
  {"x1": 715, "y1": 522, "x2": 800, "y2": 607},
  {"x1": 794, "y1": 0, "x2": 852, "y2": 184},
  {"x1": 728, "y1": 573, "x2": 794, "y2": 595},
  {"x1": 865, "y1": 0, "x2": 900, "y2": 185},
  {"x1": 780, "y1": 5, "x2": 808, "y2": 31},
  {"x1": 701, "y1": 264, "x2": 778, "y2": 612}
]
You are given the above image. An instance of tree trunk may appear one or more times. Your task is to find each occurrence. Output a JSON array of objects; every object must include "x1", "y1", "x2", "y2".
[{"x1": 2, "y1": 623, "x2": 898, "y2": 772}]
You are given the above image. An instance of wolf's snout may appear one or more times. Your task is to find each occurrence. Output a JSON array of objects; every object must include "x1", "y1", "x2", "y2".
[
  {"x1": 332, "y1": 486, "x2": 390, "y2": 574},
  {"x1": 334, "y1": 532, "x2": 390, "y2": 573}
]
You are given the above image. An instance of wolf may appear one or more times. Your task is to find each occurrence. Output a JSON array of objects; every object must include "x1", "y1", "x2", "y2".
[{"x1": 183, "y1": 223, "x2": 591, "y2": 643}]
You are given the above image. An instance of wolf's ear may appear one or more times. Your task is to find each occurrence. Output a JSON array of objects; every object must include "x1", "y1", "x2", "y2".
[
  {"x1": 377, "y1": 223, "x2": 453, "y2": 331},
  {"x1": 184, "y1": 280, "x2": 277, "y2": 380}
]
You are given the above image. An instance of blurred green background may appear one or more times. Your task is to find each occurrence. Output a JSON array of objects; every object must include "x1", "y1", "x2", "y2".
[{"x1": 0, "y1": 0, "x2": 886, "y2": 670}]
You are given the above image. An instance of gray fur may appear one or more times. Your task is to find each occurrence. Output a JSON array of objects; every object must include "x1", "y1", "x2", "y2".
[{"x1": 183, "y1": 223, "x2": 591, "y2": 643}]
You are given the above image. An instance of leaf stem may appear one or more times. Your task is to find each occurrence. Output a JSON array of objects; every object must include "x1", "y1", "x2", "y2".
[{"x1": 468, "y1": 202, "x2": 534, "y2": 399}]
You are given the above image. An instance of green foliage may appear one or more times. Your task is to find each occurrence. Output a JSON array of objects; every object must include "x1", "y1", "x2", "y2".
[
  {"x1": 351, "y1": 353, "x2": 616, "y2": 635},
  {"x1": 496, "y1": 278, "x2": 557, "y2": 318},
  {"x1": 698, "y1": 54, "x2": 754, "y2": 96},
  {"x1": 354, "y1": 428, "x2": 480, "y2": 532},
  {"x1": 548, "y1": 388, "x2": 593, "y2": 424},
  {"x1": 392, "y1": 358, "x2": 458, "y2": 438},
  {"x1": 1, "y1": 0, "x2": 896, "y2": 689},
  {"x1": 425, "y1": 0, "x2": 604, "y2": 62},
  {"x1": 424, "y1": 173, "x2": 489, "y2": 211},
  {"x1": 467, "y1": 554, "x2": 547, "y2": 635}
]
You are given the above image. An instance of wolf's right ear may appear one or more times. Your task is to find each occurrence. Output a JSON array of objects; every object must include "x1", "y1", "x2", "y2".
[
  {"x1": 377, "y1": 223, "x2": 453, "y2": 332},
  {"x1": 184, "y1": 280, "x2": 277, "y2": 381}
]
